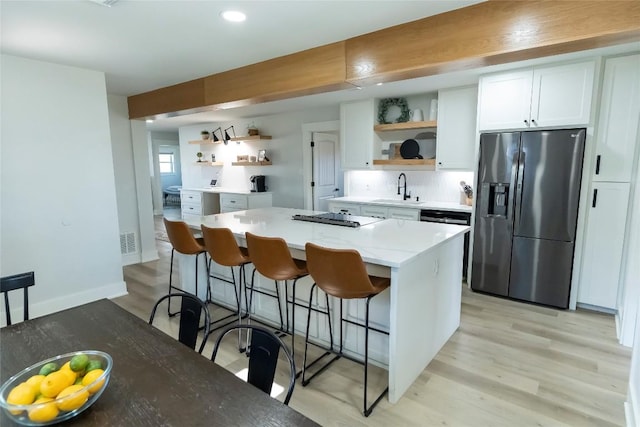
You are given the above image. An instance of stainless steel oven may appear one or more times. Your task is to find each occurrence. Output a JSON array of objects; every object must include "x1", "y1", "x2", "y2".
[{"x1": 420, "y1": 209, "x2": 471, "y2": 280}]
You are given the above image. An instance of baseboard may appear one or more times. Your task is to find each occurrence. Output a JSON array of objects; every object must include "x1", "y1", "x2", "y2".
[
  {"x1": 576, "y1": 302, "x2": 617, "y2": 315},
  {"x1": 6, "y1": 280, "x2": 128, "y2": 324},
  {"x1": 141, "y1": 249, "x2": 159, "y2": 263},
  {"x1": 627, "y1": 385, "x2": 638, "y2": 427},
  {"x1": 122, "y1": 250, "x2": 159, "y2": 266}
]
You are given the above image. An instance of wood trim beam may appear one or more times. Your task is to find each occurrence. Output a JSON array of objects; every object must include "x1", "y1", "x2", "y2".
[
  {"x1": 203, "y1": 42, "x2": 350, "y2": 110},
  {"x1": 345, "y1": 1, "x2": 640, "y2": 86},
  {"x1": 128, "y1": 78, "x2": 206, "y2": 120},
  {"x1": 127, "y1": 1, "x2": 640, "y2": 120}
]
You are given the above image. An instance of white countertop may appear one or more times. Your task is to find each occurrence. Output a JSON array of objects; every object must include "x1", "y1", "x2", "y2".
[
  {"x1": 186, "y1": 207, "x2": 469, "y2": 268},
  {"x1": 331, "y1": 196, "x2": 473, "y2": 213},
  {"x1": 183, "y1": 187, "x2": 272, "y2": 195}
]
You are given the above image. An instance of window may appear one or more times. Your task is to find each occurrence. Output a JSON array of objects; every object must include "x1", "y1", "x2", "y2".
[{"x1": 159, "y1": 153, "x2": 175, "y2": 175}]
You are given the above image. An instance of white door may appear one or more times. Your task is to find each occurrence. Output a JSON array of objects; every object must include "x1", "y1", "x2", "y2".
[{"x1": 312, "y1": 132, "x2": 342, "y2": 211}]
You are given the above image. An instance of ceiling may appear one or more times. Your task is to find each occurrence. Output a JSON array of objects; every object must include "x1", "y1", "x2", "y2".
[{"x1": 2, "y1": 1, "x2": 638, "y2": 132}]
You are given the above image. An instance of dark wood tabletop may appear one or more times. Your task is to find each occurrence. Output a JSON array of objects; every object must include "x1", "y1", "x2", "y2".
[{"x1": 0, "y1": 299, "x2": 318, "y2": 426}]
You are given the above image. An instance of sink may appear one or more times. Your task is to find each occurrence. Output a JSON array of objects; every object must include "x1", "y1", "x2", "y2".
[{"x1": 371, "y1": 199, "x2": 423, "y2": 205}]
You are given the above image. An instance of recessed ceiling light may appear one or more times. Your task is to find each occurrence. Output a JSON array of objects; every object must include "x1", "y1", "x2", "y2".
[
  {"x1": 376, "y1": 82, "x2": 383, "y2": 86},
  {"x1": 146, "y1": 119, "x2": 154, "y2": 123},
  {"x1": 221, "y1": 10, "x2": 246, "y2": 22}
]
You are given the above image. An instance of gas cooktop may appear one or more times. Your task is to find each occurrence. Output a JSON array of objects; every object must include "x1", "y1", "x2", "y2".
[{"x1": 291, "y1": 212, "x2": 383, "y2": 228}]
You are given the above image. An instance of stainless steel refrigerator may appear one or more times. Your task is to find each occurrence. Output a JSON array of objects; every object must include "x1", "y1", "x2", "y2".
[{"x1": 471, "y1": 129, "x2": 585, "y2": 308}]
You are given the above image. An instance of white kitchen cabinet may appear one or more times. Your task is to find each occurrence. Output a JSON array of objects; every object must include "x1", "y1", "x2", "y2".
[
  {"x1": 328, "y1": 202, "x2": 360, "y2": 215},
  {"x1": 592, "y1": 54, "x2": 640, "y2": 183},
  {"x1": 219, "y1": 192, "x2": 272, "y2": 213},
  {"x1": 577, "y1": 182, "x2": 630, "y2": 309},
  {"x1": 360, "y1": 205, "x2": 387, "y2": 218},
  {"x1": 387, "y1": 207, "x2": 419, "y2": 221},
  {"x1": 180, "y1": 190, "x2": 219, "y2": 220},
  {"x1": 478, "y1": 61, "x2": 595, "y2": 131},
  {"x1": 340, "y1": 99, "x2": 373, "y2": 169},
  {"x1": 436, "y1": 85, "x2": 478, "y2": 170}
]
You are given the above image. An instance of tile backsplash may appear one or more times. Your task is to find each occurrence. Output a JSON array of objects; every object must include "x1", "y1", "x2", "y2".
[{"x1": 346, "y1": 170, "x2": 475, "y2": 203}]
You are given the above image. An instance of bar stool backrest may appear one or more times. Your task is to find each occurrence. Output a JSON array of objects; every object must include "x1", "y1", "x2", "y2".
[
  {"x1": 149, "y1": 293, "x2": 211, "y2": 354},
  {"x1": 245, "y1": 232, "x2": 300, "y2": 280},
  {"x1": 201, "y1": 226, "x2": 248, "y2": 267},
  {"x1": 163, "y1": 218, "x2": 204, "y2": 255},
  {"x1": 1, "y1": 271, "x2": 35, "y2": 326},
  {"x1": 305, "y1": 242, "x2": 377, "y2": 299}
]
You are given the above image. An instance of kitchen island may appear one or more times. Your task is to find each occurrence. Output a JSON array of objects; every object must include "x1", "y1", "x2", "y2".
[{"x1": 180, "y1": 207, "x2": 468, "y2": 403}]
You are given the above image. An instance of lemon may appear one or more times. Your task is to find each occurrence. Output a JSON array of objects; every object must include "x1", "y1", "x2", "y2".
[
  {"x1": 38, "y1": 362, "x2": 59, "y2": 376},
  {"x1": 6, "y1": 382, "x2": 36, "y2": 414},
  {"x1": 69, "y1": 354, "x2": 89, "y2": 372},
  {"x1": 58, "y1": 367, "x2": 77, "y2": 385},
  {"x1": 28, "y1": 397, "x2": 59, "y2": 423},
  {"x1": 81, "y1": 369, "x2": 105, "y2": 394},
  {"x1": 56, "y1": 385, "x2": 89, "y2": 411},
  {"x1": 25, "y1": 375, "x2": 45, "y2": 395},
  {"x1": 39, "y1": 371, "x2": 71, "y2": 398}
]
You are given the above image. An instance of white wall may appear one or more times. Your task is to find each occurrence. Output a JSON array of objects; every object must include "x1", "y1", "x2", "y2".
[
  {"x1": 0, "y1": 55, "x2": 126, "y2": 323},
  {"x1": 628, "y1": 297, "x2": 640, "y2": 426},
  {"x1": 346, "y1": 170, "x2": 475, "y2": 203},
  {"x1": 179, "y1": 106, "x2": 339, "y2": 208}
]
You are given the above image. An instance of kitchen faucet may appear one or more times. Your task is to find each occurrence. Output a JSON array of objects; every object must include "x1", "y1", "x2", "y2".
[{"x1": 397, "y1": 173, "x2": 410, "y2": 200}]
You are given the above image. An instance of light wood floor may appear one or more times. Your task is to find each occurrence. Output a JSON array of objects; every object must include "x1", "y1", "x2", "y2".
[{"x1": 112, "y1": 214, "x2": 631, "y2": 426}]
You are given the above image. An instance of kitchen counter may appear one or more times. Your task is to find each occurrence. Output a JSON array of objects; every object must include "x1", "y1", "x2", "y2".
[
  {"x1": 179, "y1": 207, "x2": 468, "y2": 404},
  {"x1": 331, "y1": 196, "x2": 473, "y2": 213},
  {"x1": 183, "y1": 187, "x2": 273, "y2": 195}
]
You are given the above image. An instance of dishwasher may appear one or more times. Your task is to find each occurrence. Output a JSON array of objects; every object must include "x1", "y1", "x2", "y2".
[{"x1": 420, "y1": 209, "x2": 471, "y2": 280}]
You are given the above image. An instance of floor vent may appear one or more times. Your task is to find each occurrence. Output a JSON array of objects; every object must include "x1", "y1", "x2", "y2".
[{"x1": 120, "y1": 232, "x2": 137, "y2": 254}]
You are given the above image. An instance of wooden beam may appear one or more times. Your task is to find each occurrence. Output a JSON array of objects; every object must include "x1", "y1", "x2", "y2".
[
  {"x1": 345, "y1": 1, "x2": 640, "y2": 85},
  {"x1": 203, "y1": 42, "x2": 350, "y2": 110},
  {"x1": 128, "y1": 78, "x2": 206, "y2": 119},
  {"x1": 128, "y1": 1, "x2": 640, "y2": 119}
]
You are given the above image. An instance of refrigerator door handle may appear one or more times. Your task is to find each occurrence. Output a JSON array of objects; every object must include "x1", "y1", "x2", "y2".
[
  {"x1": 507, "y1": 152, "x2": 519, "y2": 221},
  {"x1": 514, "y1": 151, "x2": 526, "y2": 231}
]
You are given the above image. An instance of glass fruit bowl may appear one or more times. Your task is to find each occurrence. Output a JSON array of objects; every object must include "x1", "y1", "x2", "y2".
[{"x1": 0, "y1": 351, "x2": 112, "y2": 426}]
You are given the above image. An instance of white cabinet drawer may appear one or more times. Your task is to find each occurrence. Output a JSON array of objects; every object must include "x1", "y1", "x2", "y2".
[
  {"x1": 328, "y1": 202, "x2": 360, "y2": 215},
  {"x1": 181, "y1": 202, "x2": 202, "y2": 216},
  {"x1": 360, "y1": 206, "x2": 388, "y2": 219},
  {"x1": 220, "y1": 194, "x2": 248, "y2": 212},
  {"x1": 388, "y1": 207, "x2": 419, "y2": 221},
  {"x1": 181, "y1": 190, "x2": 202, "y2": 204}
]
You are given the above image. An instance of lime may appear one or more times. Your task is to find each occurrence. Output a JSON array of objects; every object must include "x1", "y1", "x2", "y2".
[
  {"x1": 85, "y1": 360, "x2": 102, "y2": 373},
  {"x1": 38, "y1": 362, "x2": 59, "y2": 376},
  {"x1": 69, "y1": 354, "x2": 89, "y2": 372}
]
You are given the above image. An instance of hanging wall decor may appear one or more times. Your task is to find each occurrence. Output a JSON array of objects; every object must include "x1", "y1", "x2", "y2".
[{"x1": 378, "y1": 98, "x2": 410, "y2": 124}]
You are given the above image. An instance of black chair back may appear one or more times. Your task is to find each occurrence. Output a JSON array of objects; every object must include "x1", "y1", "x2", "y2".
[
  {"x1": 1, "y1": 271, "x2": 35, "y2": 326},
  {"x1": 149, "y1": 293, "x2": 211, "y2": 354},
  {"x1": 211, "y1": 325, "x2": 296, "y2": 405}
]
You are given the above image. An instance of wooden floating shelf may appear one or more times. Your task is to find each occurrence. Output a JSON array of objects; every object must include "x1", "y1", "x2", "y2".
[
  {"x1": 373, "y1": 159, "x2": 436, "y2": 166},
  {"x1": 374, "y1": 120, "x2": 437, "y2": 132},
  {"x1": 231, "y1": 161, "x2": 272, "y2": 166},
  {"x1": 194, "y1": 161, "x2": 224, "y2": 166},
  {"x1": 189, "y1": 139, "x2": 222, "y2": 145},
  {"x1": 229, "y1": 135, "x2": 272, "y2": 143}
]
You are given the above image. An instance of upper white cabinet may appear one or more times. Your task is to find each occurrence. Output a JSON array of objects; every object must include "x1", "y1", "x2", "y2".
[
  {"x1": 436, "y1": 85, "x2": 478, "y2": 170},
  {"x1": 340, "y1": 99, "x2": 374, "y2": 170},
  {"x1": 478, "y1": 61, "x2": 595, "y2": 131},
  {"x1": 577, "y1": 182, "x2": 630, "y2": 309},
  {"x1": 592, "y1": 54, "x2": 640, "y2": 183}
]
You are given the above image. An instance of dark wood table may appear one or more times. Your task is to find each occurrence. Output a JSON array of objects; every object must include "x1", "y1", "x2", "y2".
[{"x1": 0, "y1": 299, "x2": 318, "y2": 426}]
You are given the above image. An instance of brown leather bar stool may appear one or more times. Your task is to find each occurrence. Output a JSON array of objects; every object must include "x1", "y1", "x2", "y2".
[
  {"x1": 302, "y1": 242, "x2": 390, "y2": 417},
  {"x1": 163, "y1": 218, "x2": 208, "y2": 316},
  {"x1": 245, "y1": 232, "x2": 308, "y2": 361},
  {"x1": 200, "y1": 225, "x2": 251, "y2": 334}
]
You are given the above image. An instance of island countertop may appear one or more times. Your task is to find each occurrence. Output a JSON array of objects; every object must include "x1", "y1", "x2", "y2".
[{"x1": 188, "y1": 207, "x2": 469, "y2": 268}]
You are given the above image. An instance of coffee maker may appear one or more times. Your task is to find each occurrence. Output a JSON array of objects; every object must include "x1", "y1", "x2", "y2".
[{"x1": 250, "y1": 175, "x2": 266, "y2": 192}]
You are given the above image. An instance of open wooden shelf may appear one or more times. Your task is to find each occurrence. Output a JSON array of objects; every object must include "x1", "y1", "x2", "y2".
[
  {"x1": 373, "y1": 159, "x2": 436, "y2": 166},
  {"x1": 194, "y1": 161, "x2": 224, "y2": 166},
  {"x1": 229, "y1": 135, "x2": 272, "y2": 143},
  {"x1": 374, "y1": 120, "x2": 437, "y2": 132},
  {"x1": 189, "y1": 139, "x2": 222, "y2": 145},
  {"x1": 231, "y1": 161, "x2": 272, "y2": 166}
]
